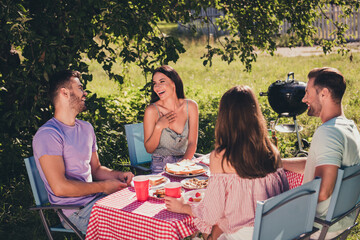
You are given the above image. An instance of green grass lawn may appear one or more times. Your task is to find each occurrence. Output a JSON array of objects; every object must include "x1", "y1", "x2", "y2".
[{"x1": 87, "y1": 42, "x2": 360, "y2": 129}]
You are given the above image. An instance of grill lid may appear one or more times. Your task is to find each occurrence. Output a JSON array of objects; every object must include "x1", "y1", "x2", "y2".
[{"x1": 260, "y1": 72, "x2": 307, "y2": 117}]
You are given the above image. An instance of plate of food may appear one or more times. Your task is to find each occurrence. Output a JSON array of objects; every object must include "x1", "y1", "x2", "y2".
[
  {"x1": 183, "y1": 189, "x2": 206, "y2": 204},
  {"x1": 149, "y1": 188, "x2": 185, "y2": 200},
  {"x1": 181, "y1": 176, "x2": 208, "y2": 189},
  {"x1": 131, "y1": 175, "x2": 170, "y2": 189},
  {"x1": 164, "y1": 159, "x2": 209, "y2": 177},
  {"x1": 148, "y1": 175, "x2": 170, "y2": 189},
  {"x1": 149, "y1": 188, "x2": 166, "y2": 199}
]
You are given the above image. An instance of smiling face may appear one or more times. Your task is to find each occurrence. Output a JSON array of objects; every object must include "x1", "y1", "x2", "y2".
[
  {"x1": 152, "y1": 72, "x2": 176, "y2": 100},
  {"x1": 69, "y1": 77, "x2": 87, "y2": 113},
  {"x1": 302, "y1": 77, "x2": 322, "y2": 117}
]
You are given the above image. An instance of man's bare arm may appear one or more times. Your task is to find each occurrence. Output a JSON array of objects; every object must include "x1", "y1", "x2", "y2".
[
  {"x1": 39, "y1": 155, "x2": 126, "y2": 197},
  {"x1": 314, "y1": 165, "x2": 338, "y2": 202},
  {"x1": 281, "y1": 157, "x2": 307, "y2": 174},
  {"x1": 90, "y1": 151, "x2": 133, "y2": 185}
]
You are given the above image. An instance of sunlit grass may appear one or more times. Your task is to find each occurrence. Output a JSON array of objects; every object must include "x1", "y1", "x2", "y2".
[{"x1": 86, "y1": 43, "x2": 360, "y2": 126}]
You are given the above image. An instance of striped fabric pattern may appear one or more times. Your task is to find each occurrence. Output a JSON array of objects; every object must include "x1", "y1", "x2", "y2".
[{"x1": 190, "y1": 169, "x2": 290, "y2": 234}]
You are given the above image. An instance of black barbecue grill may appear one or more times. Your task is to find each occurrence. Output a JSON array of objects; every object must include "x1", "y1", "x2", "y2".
[{"x1": 260, "y1": 72, "x2": 308, "y2": 156}]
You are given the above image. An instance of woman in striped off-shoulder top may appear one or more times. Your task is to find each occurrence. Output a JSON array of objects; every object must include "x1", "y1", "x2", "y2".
[{"x1": 165, "y1": 86, "x2": 289, "y2": 240}]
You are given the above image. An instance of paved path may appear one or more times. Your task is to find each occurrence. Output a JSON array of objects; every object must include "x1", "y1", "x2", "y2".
[{"x1": 274, "y1": 42, "x2": 360, "y2": 57}]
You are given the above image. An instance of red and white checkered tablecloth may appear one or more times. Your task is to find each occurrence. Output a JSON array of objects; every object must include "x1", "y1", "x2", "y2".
[
  {"x1": 85, "y1": 173, "x2": 199, "y2": 240},
  {"x1": 285, "y1": 170, "x2": 303, "y2": 189},
  {"x1": 86, "y1": 171, "x2": 302, "y2": 239},
  {"x1": 85, "y1": 187, "x2": 197, "y2": 240}
]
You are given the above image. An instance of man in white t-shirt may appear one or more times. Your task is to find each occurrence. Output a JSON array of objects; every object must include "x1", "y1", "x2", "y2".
[{"x1": 282, "y1": 67, "x2": 360, "y2": 238}]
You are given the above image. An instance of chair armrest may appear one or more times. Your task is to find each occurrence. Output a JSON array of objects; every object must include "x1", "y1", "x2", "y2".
[
  {"x1": 133, "y1": 165, "x2": 151, "y2": 172},
  {"x1": 315, "y1": 203, "x2": 360, "y2": 227},
  {"x1": 314, "y1": 217, "x2": 331, "y2": 226},
  {"x1": 30, "y1": 204, "x2": 84, "y2": 211},
  {"x1": 122, "y1": 163, "x2": 151, "y2": 174},
  {"x1": 194, "y1": 153, "x2": 204, "y2": 158}
]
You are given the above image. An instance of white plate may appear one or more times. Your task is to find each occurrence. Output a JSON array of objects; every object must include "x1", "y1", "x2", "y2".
[
  {"x1": 164, "y1": 163, "x2": 209, "y2": 178},
  {"x1": 181, "y1": 176, "x2": 209, "y2": 189},
  {"x1": 130, "y1": 175, "x2": 170, "y2": 189},
  {"x1": 183, "y1": 189, "x2": 206, "y2": 204},
  {"x1": 149, "y1": 188, "x2": 185, "y2": 200},
  {"x1": 149, "y1": 188, "x2": 165, "y2": 200}
]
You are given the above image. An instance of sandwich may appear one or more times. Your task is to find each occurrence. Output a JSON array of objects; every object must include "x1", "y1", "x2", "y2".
[
  {"x1": 188, "y1": 165, "x2": 206, "y2": 175},
  {"x1": 149, "y1": 176, "x2": 166, "y2": 186},
  {"x1": 154, "y1": 188, "x2": 165, "y2": 198},
  {"x1": 166, "y1": 163, "x2": 206, "y2": 175},
  {"x1": 165, "y1": 163, "x2": 185, "y2": 175},
  {"x1": 177, "y1": 159, "x2": 196, "y2": 167}
]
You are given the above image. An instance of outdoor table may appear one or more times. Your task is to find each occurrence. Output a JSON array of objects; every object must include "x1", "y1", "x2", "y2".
[
  {"x1": 85, "y1": 171, "x2": 303, "y2": 240},
  {"x1": 85, "y1": 174, "x2": 197, "y2": 240}
]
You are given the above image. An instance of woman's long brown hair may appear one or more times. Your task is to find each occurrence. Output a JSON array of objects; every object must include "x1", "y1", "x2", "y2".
[{"x1": 215, "y1": 86, "x2": 280, "y2": 178}]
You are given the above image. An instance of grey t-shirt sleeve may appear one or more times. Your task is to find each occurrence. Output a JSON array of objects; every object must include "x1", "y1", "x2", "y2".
[{"x1": 311, "y1": 126, "x2": 344, "y2": 168}]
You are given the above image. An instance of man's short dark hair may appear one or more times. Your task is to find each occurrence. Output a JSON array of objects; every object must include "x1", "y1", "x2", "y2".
[
  {"x1": 308, "y1": 67, "x2": 346, "y2": 104},
  {"x1": 49, "y1": 70, "x2": 81, "y2": 105}
]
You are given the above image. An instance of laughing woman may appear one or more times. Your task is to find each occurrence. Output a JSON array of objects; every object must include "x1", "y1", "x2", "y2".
[{"x1": 143, "y1": 65, "x2": 199, "y2": 174}]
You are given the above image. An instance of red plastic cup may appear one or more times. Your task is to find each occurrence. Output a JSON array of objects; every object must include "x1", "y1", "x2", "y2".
[
  {"x1": 133, "y1": 176, "x2": 149, "y2": 201},
  {"x1": 165, "y1": 182, "x2": 182, "y2": 198}
]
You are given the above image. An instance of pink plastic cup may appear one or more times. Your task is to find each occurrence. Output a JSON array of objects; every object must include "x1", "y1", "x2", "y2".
[
  {"x1": 133, "y1": 176, "x2": 149, "y2": 201},
  {"x1": 165, "y1": 182, "x2": 182, "y2": 198}
]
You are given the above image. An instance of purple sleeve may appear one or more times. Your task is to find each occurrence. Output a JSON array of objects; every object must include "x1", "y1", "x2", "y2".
[
  {"x1": 91, "y1": 125, "x2": 98, "y2": 152},
  {"x1": 33, "y1": 128, "x2": 63, "y2": 159}
]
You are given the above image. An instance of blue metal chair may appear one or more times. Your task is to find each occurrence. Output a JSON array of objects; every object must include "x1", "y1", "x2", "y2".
[
  {"x1": 24, "y1": 157, "x2": 85, "y2": 240},
  {"x1": 125, "y1": 123, "x2": 152, "y2": 173},
  {"x1": 124, "y1": 122, "x2": 204, "y2": 173},
  {"x1": 314, "y1": 164, "x2": 360, "y2": 240},
  {"x1": 253, "y1": 178, "x2": 321, "y2": 240}
]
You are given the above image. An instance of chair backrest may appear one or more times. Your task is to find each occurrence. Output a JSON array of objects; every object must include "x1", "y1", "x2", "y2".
[
  {"x1": 24, "y1": 156, "x2": 49, "y2": 206},
  {"x1": 253, "y1": 178, "x2": 321, "y2": 240},
  {"x1": 125, "y1": 123, "x2": 152, "y2": 166},
  {"x1": 326, "y1": 164, "x2": 360, "y2": 221}
]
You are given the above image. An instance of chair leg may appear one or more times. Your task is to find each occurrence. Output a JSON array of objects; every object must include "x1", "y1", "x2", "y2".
[
  {"x1": 338, "y1": 230, "x2": 351, "y2": 240},
  {"x1": 56, "y1": 209, "x2": 85, "y2": 240},
  {"x1": 338, "y1": 207, "x2": 360, "y2": 240},
  {"x1": 39, "y1": 209, "x2": 54, "y2": 240},
  {"x1": 318, "y1": 225, "x2": 330, "y2": 240}
]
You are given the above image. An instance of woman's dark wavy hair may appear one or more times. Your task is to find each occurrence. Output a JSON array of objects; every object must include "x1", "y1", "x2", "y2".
[
  {"x1": 215, "y1": 86, "x2": 280, "y2": 178},
  {"x1": 150, "y1": 65, "x2": 185, "y2": 103}
]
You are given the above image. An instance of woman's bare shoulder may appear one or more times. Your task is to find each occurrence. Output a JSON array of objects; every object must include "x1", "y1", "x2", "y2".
[
  {"x1": 145, "y1": 103, "x2": 157, "y2": 113},
  {"x1": 144, "y1": 104, "x2": 160, "y2": 121},
  {"x1": 210, "y1": 150, "x2": 237, "y2": 174},
  {"x1": 209, "y1": 151, "x2": 225, "y2": 173},
  {"x1": 185, "y1": 99, "x2": 198, "y2": 108}
]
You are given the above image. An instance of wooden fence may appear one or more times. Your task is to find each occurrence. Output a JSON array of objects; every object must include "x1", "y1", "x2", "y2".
[
  {"x1": 177, "y1": 8, "x2": 225, "y2": 35},
  {"x1": 281, "y1": 5, "x2": 360, "y2": 41},
  {"x1": 178, "y1": 6, "x2": 360, "y2": 41}
]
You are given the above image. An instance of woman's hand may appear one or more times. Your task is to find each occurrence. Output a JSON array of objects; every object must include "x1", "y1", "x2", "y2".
[
  {"x1": 164, "y1": 196, "x2": 186, "y2": 213},
  {"x1": 156, "y1": 111, "x2": 177, "y2": 129}
]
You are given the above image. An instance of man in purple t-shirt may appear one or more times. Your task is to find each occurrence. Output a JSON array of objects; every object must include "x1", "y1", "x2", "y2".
[{"x1": 32, "y1": 70, "x2": 134, "y2": 233}]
